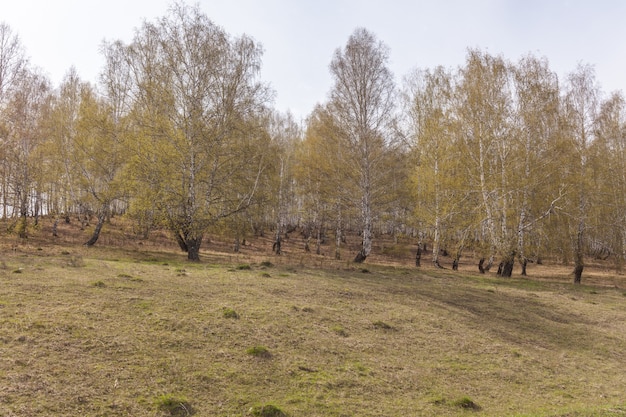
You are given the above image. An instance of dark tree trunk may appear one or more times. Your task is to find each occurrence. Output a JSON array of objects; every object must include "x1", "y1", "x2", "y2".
[
  {"x1": 273, "y1": 235, "x2": 282, "y2": 255},
  {"x1": 354, "y1": 250, "x2": 367, "y2": 263},
  {"x1": 175, "y1": 232, "x2": 189, "y2": 252},
  {"x1": 573, "y1": 230, "x2": 584, "y2": 284},
  {"x1": 497, "y1": 253, "x2": 515, "y2": 278},
  {"x1": 452, "y1": 257, "x2": 459, "y2": 271},
  {"x1": 520, "y1": 259, "x2": 527, "y2": 276},
  {"x1": 500, "y1": 260, "x2": 514, "y2": 277},
  {"x1": 415, "y1": 247, "x2": 421, "y2": 267},
  {"x1": 187, "y1": 236, "x2": 203, "y2": 261},
  {"x1": 84, "y1": 211, "x2": 106, "y2": 246},
  {"x1": 17, "y1": 215, "x2": 28, "y2": 239},
  {"x1": 573, "y1": 264, "x2": 583, "y2": 284},
  {"x1": 478, "y1": 258, "x2": 486, "y2": 274}
]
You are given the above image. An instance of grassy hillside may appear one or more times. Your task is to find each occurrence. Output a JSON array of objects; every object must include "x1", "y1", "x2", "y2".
[{"x1": 0, "y1": 220, "x2": 625, "y2": 416}]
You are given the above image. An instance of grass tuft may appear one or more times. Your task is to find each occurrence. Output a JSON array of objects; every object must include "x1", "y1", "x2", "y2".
[
  {"x1": 249, "y1": 404, "x2": 286, "y2": 417},
  {"x1": 260, "y1": 261, "x2": 273, "y2": 268},
  {"x1": 154, "y1": 394, "x2": 194, "y2": 416},
  {"x1": 92, "y1": 280, "x2": 106, "y2": 288},
  {"x1": 222, "y1": 307, "x2": 239, "y2": 319},
  {"x1": 452, "y1": 396, "x2": 481, "y2": 410},
  {"x1": 331, "y1": 325, "x2": 348, "y2": 337},
  {"x1": 246, "y1": 346, "x2": 271, "y2": 358},
  {"x1": 237, "y1": 264, "x2": 252, "y2": 270},
  {"x1": 67, "y1": 255, "x2": 85, "y2": 267},
  {"x1": 372, "y1": 320, "x2": 394, "y2": 330}
]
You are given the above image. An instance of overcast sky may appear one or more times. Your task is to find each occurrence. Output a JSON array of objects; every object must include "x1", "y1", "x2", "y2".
[{"x1": 3, "y1": 0, "x2": 626, "y2": 120}]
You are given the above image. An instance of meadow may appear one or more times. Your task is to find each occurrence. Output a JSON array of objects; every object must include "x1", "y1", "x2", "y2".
[{"x1": 0, "y1": 219, "x2": 625, "y2": 416}]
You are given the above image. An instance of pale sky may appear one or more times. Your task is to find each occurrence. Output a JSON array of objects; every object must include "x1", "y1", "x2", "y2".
[{"x1": 2, "y1": 0, "x2": 626, "y2": 120}]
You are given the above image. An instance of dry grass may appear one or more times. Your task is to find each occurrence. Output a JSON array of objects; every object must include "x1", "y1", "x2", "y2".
[{"x1": 0, "y1": 218, "x2": 625, "y2": 416}]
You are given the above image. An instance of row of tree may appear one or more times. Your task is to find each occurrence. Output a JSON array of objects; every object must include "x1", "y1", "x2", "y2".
[{"x1": 1, "y1": 3, "x2": 624, "y2": 283}]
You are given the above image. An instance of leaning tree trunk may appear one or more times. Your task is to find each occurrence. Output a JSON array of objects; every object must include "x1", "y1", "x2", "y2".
[{"x1": 84, "y1": 209, "x2": 107, "y2": 246}]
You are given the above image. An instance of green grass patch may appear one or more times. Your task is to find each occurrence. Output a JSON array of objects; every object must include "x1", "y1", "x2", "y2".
[{"x1": 246, "y1": 346, "x2": 271, "y2": 358}]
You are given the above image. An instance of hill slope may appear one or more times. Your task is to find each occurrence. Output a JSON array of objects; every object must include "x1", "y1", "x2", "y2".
[{"x1": 0, "y1": 243, "x2": 625, "y2": 416}]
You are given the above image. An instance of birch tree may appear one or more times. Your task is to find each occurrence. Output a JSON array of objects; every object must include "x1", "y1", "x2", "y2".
[
  {"x1": 0, "y1": 22, "x2": 27, "y2": 219},
  {"x1": 108, "y1": 2, "x2": 272, "y2": 260},
  {"x1": 404, "y1": 66, "x2": 466, "y2": 267},
  {"x1": 456, "y1": 49, "x2": 515, "y2": 273},
  {"x1": 512, "y1": 54, "x2": 562, "y2": 275},
  {"x1": 328, "y1": 28, "x2": 396, "y2": 263},
  {"x1": 561, "y1": 64, "x2": 600, "y2": 283}
]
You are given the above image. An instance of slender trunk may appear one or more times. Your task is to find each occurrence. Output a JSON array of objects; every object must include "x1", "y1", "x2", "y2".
[
  {"x1": 85, "y1": 209, "x2": 106, "y2": 246},
  {"x1": 17, "y1": 188, "x2": 28, "y2": 239},
  {"x1": 274, "y1": 158, "x2": 285, "y2": 256},
  {"x1": 573, "y1": 221, "x2": 584, "y2": 284},
  {"x1": 432, "y1": 215, "x2": 441, "y2": 268},
  {"x1": 272, "y1": 234, "x2": 282, "y2": 255},
  {"x1": 478, "y1": 134, "x2": 497, "y2": 272},
  {"x1": 521, "y1": 258, "x2": 528, "y2": 276},
  {"x1": 355, "y1": 188, "x2": 373, "y2": 263},
  {"x1": 335, "y1": 206, "x2": 342, "y2": 260},
  {"x1": 316, "y1": 224, "x2": 322, "y2": 255}
]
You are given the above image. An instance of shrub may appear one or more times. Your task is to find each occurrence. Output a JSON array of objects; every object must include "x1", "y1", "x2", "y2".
[
  {"x1": 260, "y1": 261, "x2": 273, "y2": 268},
  {"x1": 237, "y1": 264, "x2": 251, "y2": 270}
]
